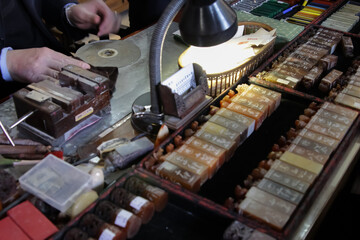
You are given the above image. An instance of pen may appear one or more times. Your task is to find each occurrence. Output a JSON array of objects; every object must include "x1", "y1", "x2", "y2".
[{"x1": 282, "y1": 4, "x2": 299, "y2": 14}]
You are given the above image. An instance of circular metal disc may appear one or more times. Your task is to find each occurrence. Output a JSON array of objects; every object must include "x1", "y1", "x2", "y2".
[{"x1": 75, "y1": 40, "x2": 141, "y2": 68}]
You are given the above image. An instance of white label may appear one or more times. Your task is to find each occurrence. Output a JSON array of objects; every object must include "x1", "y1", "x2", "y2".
[
  {"x1": 75, "y1": 107, "x2": 94, "y2": 122},
  {"x1": 276, "y1": 78, "x2": 290, "y2": 85},
  {"x1": 115, "y1": 209, "x2": 132, "y2": 228},
  {"x1": 89, "y1": 156, "x2": 101, "y2": 164},
  {"x1": 161, "y1": 64, "x2": 196, "y2": 95},
  {"x1": 99, "y1": 228, "x2": 115, "y2": 240},
  {"x1": 354, "y1": 102, "x2": 360, "y2": 109},
  {"x1": 130, "y1": 196, "x2": 148, "y2": 211},
  {"x1": 161, "y1": 161, "x2": 177, "y2": 171},
  {"x1": 286, "y1": 76, "x2": 300, "y2": 83}
]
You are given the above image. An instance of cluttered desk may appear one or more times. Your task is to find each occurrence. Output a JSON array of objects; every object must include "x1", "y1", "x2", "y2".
[
  {"x1": 0, "y1": 22, "x2": 186, "y2": 157},
  {"x1": 2, "y1": 1, "x2": 360, "y2": 239}
]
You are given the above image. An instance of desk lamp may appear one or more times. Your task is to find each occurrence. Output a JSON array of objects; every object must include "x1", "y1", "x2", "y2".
[{"x1": 131, "y1": 0, "x2": 238, "y2": 135}]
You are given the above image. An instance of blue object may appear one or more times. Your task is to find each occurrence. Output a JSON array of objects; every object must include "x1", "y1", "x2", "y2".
[
  {"x1": 282, "y1": 4, "x2": 299, "y2": 14},
  {"x1": 0, "y1": 47, "x2": 13, "y2": 82}
]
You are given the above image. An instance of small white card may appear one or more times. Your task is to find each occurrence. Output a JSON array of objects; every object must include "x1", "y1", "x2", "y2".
[{"x1": 161, "y1": 64, "x2": 196, "y2": 96}]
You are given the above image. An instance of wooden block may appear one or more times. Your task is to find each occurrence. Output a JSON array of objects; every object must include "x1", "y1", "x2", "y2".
[
  {"x1": 247, "y1": 84, "x2": 281, "y2": 110},
  {"x1": 287, "y1": 52, "x2": 319, "y2": 67},
  {"x1": 194, "y1": 128, "x2": 237, "y2": 158},
  {"x1": 290, "y1": 136, "x2": 333, "y2": 164},
  {"x1": 318, "y1": 69, "x2": 342, "y2": 93},
  {"x1": 226, "y1": 102, "x2": 266, "y2": 130},
  {"x1": 348, "y1": 78, "x2": 360, "y2": 88},
  {"x1": 62, "y1": 65, "x2": 109, "y2": 92},
  {"x1": 293, "y1": 141, "x2": 331, "y2": 165},
  {"x1": 280, "y1": 151, "x2": 323, "y2": 174},
  {"x1": 242, "y1": 90, "x2": 275, "y2": 116},
  {"x1": 322, "y1": 101, "x2": 358, "y2": 120},
  {"x1": 7, "y1": 200, "x2": 58, "y2": 240},
  {"x1": 164, "y1": 152, "x2": 209, "y2": 185},
  {"x1": 296, "y1": 44, "x2": 328, "y2": 60},
  {"x1": 176, "y1": 144, "x2": 219, "y2": 178},
  {"x1": 59, "y1": 70, "x2": 100, "y2": 96},
  {"x1": 155, "y1": 161, "x2": 202, "y2": 192},
  {"x1": 319, "y1": 55, "x2": 338, "y2": 70},
  {"x1": 282, "y1": 59, "x2": 314, "y2": 72},
  {"x1": 264, "y1": 70, "x2": 300, "y2": 89},
  {"x1": 231, "y1": 95, "x2": 269, "y2": 117},
  {"x1": 239, "y1": 198, "x2": 291, "y2": 230},
  {"x1": 316, "y1": 108, "x2": 355, "y2": 127},
  {"x1": 208, "y1": 115, "x2": 248, "y2": 145},
  {"x1": 306, "y1": 114, "x2": 349, "y2": 140},
  {"x1": 245, "y1": 187, "x2": 296, "y2": 215},
  {"x1": 342, "y1": 84, "x2": 360, "y2": 98},
  {"x1": 215, "y1": 108, "x2": 255, "y2": 137},
  {"x1": 0, "y1": 217, "x2": 30, "y2": 240},
  {"x1": 184, "y1": 136, "x2": 226, "y2": 166},
  {"x1": 264, "y1": 169, "x2": 310, "y2": 193},
  {"x1": 29, "y1": 79, "x2": 83, "y2": 112},
  {"x1": 271, "y1": 160, "x2": 317, "y2": 184},
  {"x1": 201, "y1": 121, "x2": 241, "y2": 143},
  {"x1": 302, "y1": 65, "x2": 324, "y2": 89},
  {"x1": 13, "y1": 88, "x2": 63, "y2": 123},
  {"x1": 256, "y1": 178, "x2": 304, "y2": 205},
  {"x1": 298, "y1": 128, "x2": 339, "y2": 149}
]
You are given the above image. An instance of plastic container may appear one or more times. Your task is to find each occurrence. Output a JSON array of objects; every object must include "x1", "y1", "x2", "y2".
[{"x1": 19, "y1": 154, "x2": 92, "y2": 212}]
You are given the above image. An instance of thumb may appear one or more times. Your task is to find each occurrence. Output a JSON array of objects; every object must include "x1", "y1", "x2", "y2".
[{"x1": 89, "y1": 14, "x2": 101, "y2": 26}]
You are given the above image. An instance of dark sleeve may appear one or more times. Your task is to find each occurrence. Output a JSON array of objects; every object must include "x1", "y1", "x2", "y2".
[
  {"x1": 128, "y1": 0, "x2": 171, "y2": 32},
  {"x1": 42, "y1": 0, "x2": 89, "y2": 41}
]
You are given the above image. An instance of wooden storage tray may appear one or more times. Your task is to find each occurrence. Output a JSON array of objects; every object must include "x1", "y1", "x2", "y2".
[
  {"x1": 249, "y1": 25, "x2": 360, "y2": 106},
  {"x1": 138, "y1": 88, "x2": 360, "y2": 239},
  {"x1": 52, "y1": 170, "x2": 235, "y2": 240}
]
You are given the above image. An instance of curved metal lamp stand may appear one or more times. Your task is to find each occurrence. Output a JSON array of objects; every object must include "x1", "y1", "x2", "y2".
[
  {"x1": 132, "y1": 0, "x2": 237, "y2": 135},
  {"x1": 131, "y1": 0, "x2": 185, "y2": 135},
  {"x1": 149, "y1": 0, "x2": 186, "y2": 114}
]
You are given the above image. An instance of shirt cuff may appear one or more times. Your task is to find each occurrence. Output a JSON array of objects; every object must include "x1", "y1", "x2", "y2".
[
  {"x1": 64, "y1": 3, "x2": 77, "y2": 27},
  {"x1": 0, "y1": 47, "x2": 13, "y2": 82}
]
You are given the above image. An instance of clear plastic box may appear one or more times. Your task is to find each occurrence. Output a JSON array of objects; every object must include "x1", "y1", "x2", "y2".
[{"x1": 19, "y1": 154, "x2": 92, "y2": 212}]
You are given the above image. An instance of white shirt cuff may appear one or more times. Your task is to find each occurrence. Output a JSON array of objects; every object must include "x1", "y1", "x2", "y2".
[
  {"x1": 64, "y1": 3, "x2": 77, "y2": 27},
  {"x1": 1, "y1": 47, "x2": 13, "y2": 82}
]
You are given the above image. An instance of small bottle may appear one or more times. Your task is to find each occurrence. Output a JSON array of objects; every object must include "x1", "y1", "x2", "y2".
[
  {"x1": 95, "y1": 200, "x2": 142, "y2": 238},
  {"x1": 109, "y1": 187, "x2": 155, "y2": 224},
  {"x1": 124, "y1": 177, "x2": 168, "y2": 212},
  {"x1": 63, "y1": 227, "x2": 95, "y2": 240},
  {"x1": 79, "y1": 213, "x2": 126, "y2": 240}
]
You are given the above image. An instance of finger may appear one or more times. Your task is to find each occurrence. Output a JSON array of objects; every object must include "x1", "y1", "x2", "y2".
[
  {"x1": 73, "y1": 11, "x2": 100, "y2": 30},
  {"x1": 82, "y1": 13, "x2": 101, "y2": 29},
  {"x1": 92, "y1": 14, "x2": 101, "y2": 26},
  {"x1": 97, "y1": 12, "x2": 115, "y2": 36},
  {"x1": 43, "y1": 69, "x2": 60, "y2": 80},
  {"x1": 53, "y1": 55, "x2": 91, "y2": 70},
  {"x1": 36, "y1": 74, "x2": 50, "y2": 83},
  {"x1": 64, "y1": 57, "x2": 91, "y2": 69},
  {"x1": 97, "y1": 21, "x2": 110, "y2": 36}
]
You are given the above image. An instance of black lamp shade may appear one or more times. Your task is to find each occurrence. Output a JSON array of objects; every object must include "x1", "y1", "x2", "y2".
[{"x1": 179, "y1": 0, "x2": 238, "y2": 47}]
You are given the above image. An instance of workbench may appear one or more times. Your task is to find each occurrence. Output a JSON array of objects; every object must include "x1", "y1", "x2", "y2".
[{"x1": 1, "y1": 20, "x2": 360, "y2": 240}]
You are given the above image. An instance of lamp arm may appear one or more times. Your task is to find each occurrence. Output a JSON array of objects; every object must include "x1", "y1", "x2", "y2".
[{"x1": 149, "y1": 0, "x2": 186, "y2": 114}]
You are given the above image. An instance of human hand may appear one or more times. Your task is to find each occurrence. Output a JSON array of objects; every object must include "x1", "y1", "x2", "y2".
[
  {"x1": 6, "y1": 47, "x2": 90, "y2": 83},
  {"x1": 67, "y1": 0, "x2": 122, "y2": 36}
]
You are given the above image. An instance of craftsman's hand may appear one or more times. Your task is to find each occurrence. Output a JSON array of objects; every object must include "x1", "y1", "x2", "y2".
[
  {"x1": 67, "y1": 0, "x2": 122, "y2": 36},
  {"x1": 6, "y1": 47, "x2": 90, "y2": 83}
]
